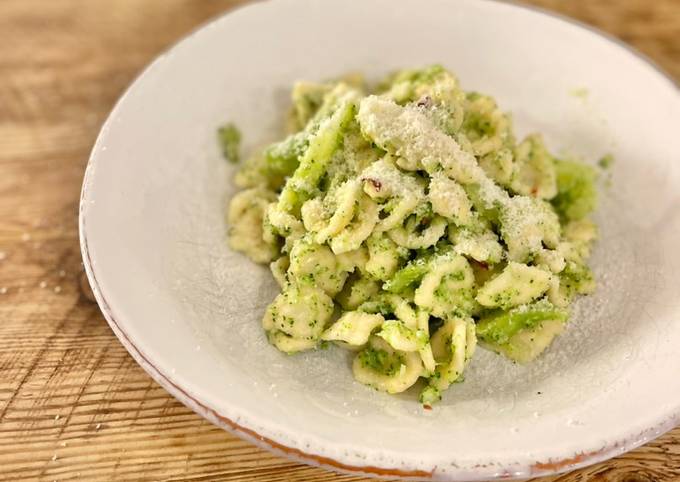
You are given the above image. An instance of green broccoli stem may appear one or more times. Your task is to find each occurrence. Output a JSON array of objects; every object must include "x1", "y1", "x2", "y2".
[{"x1": 476, "y1": 305, "x2": 568, "y2": 345}]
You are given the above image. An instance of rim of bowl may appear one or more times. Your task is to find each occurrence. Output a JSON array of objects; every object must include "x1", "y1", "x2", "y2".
[{"x1": 79, "y1": 0, "x2": 680, "y2": 479}]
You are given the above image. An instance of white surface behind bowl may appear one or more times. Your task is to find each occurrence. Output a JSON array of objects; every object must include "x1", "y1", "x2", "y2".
[{"x1": 80, "y1": 0, "x2": 680, "y2": 479}]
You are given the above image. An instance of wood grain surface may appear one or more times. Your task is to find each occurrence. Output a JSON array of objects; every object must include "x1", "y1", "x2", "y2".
[{"x1": 1, "y1": 0, "x2": 678, "y2": 480}]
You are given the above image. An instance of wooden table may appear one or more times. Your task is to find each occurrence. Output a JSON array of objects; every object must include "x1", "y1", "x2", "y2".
[{"x1": 1, "y1": 1, "x2": 678, "y2": 480}]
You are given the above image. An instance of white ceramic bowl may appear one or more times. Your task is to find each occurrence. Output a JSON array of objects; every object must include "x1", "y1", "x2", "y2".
[{"x1": 80, "y1": 0, "x2": 680, "y2": 479}]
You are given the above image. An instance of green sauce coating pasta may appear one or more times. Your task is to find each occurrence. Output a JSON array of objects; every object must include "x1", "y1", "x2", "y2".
[{"x1": 225, "y1": 66, "x2": 600, "y2": 405}]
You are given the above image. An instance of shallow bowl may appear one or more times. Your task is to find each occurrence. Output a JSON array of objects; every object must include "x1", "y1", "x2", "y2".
[{"x1": 80, "y1": 0, "x2": 680, "y2": 479}]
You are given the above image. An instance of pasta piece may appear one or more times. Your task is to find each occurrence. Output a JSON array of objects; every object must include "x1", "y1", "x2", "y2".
[
  {"x1": 352, "y1": 336, "x2": 422, "y2": 394},
  {"x1": 500, "y1": 195, "x2": 560, "y2": 262},
  {"x1": 329, "y1": 194, "x2": 379, "y2": 254},
  {"x1": 476, "y1": 262, "x2": 552, "y2": 309},
  {"x1": 227, "y1": 188, "x2": 278, "y2": 263},
  {"x1": 421, "y1": 317, "x2": 476, "y2": 402},
  {"x1": 263, "y1": 203, "x2": 305, "y2": 253},
  {"x1": 510, "y1": 134, "x2": 558, "y2": 199},
  {"x1": 384, "y1": 294, "x2": 419, "y2": 329},
  {"x1": 360, "y1": 157, "x2": 423, "y2": 200},
  {"x1": 312, "y1": 82, "x2": 364, "y2": 123},
  {"x1": 388, "y1": 215, "x2": 447, "y2": 249},
  {"x1": 321, "y1": 312, "x2": 385, "y2": 346},
  {"x1": 558, "y1": 261, "x2": 596, "y2": 301},
  {"x1": 336, "y1": 275, "x2": 380, "y2": 310},
  {"x1": 414, "y1": 252, "x2": 476, "y2": 317},
  {"x1": 341, "y1": 118, "x2": 384, "y2": 175},
  {"x1": 262, "y1": 284, "x2": 334, "y2": 341},
  {"x1": 360, "y1": 158, "x2": 425, "y2": 232},
  {"x1": 461, "y1": 93, "x2": 512, "y2": 158},
  {"x1": 357, "y1": 96, "x2": 510, "y2": 213},
  {"x1": 448, "y1": 226, "x2": 503, "y2": 264},
  {"x1": 546, "y1": 275, "x2": 569, "y2": 308},
  {"x1": 381, "y1": 65, "x2": 466, "y2": 136},
  {"x1": 357, "y1": 96, "x2": 479, "y2": 184},
  {"x1": 377, "y1": 319, "x2": 424, "y2": 351},
  {"x1": 365, "y1": 233, "x2": 407, "y2": 281},
  {"x1": 486, "y1": 319, "x2": 566, "y2": 363},
  {"x1": 534, "y1": 248, "x2": 566, "y2": 274},
  {"x1": 557, "y1": 241, "x2": 591, "y2": 265},
  {"x1": 477, "y1": 146, "x2": 514, "y2": 186},
  {"x1": 300, "y1": 198, "x2": 326, "y2": 233},
  {"x1": 288, "y1": 238, "x2": 347, "y2": 296},
  {"x1": 268, "y1": 331, "x2": 318, "y2": 354},
  {"x1": 428, "y1": 172, "x2": 472, "y2": 224},
  {"x1": 358, "y1": 293, "x2": 419, "y2": 328},
  {"x1": 470, "y1": 257, "x2": 502, "y2": 287},
  {"x1": 290, "y1": 81, "x2": 333, "y2": 129},
  {"x1": 415, "y1": 309, "x2": 436, "y2": 375},
  {"x1": 377, "y1": 196, "x2": 421, "y2": 233},
  {"x1": 243, "y1": 83, "x2": 361, "y2": 191},
  {"x1": 377, "y1": 313, "x2": 435, "y2": 375},
  {"x1": 558, "y1": 218, "x2": 598, "y2": 265},
  {"x1": 378, "y1": 294, "x2": 419, "y2": 325},
  {"x1": 312, "y1": 179, "x2": 361, "y2": 243},
  {"x1": 336, "y1": 246, "x2": 369, "y2": 273},
  {"x1": 270, "y1": 256, "x2": 290, "y2": 288}
]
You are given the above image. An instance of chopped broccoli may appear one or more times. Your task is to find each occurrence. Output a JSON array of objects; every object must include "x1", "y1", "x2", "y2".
[
  {"x1": 551, "y1": 159, "x2": 597, "y2": 221},
  {"x1": 598, "y1": 154, "x2": 614, "y2": 170},
  {"x1": 476, "y1": 300, "x2": 568, "y2": 345},
  {"x1": 217, "y1": 123, "x2": 241, "y2": 163}
]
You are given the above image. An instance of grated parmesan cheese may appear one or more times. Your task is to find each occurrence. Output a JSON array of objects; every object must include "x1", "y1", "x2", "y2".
[
  {"x1": 225, "y1": 66, "x2": 600, "y2": 405},
  {"x1": 357, "y1": 96, "x2": 509, "y2": 208}
]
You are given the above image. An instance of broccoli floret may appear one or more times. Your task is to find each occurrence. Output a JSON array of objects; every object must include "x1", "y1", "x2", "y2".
[
  {"x1": 476, "y1": 300, "x2": 568, "y2": 345},
  {"x1": 217, "y1": 123, "x2": 241, "y2": 163},
  {"x1": 551, "y1": 159, "x2": 597, "y2": 221}
]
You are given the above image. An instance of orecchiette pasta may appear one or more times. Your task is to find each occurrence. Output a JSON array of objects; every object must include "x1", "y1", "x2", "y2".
[
  {"x1": 268, "y1": 330, "x2": 318, "y2": 354},
  {"x1": 388, "y1": 215, "x2": 447, "y2": 249},
  {"x1": 263, "y1": 203, "x2": 305, "y2": 253},
  {"x1": 353, "y1": 336, "x2": 423, "y2": 394},
  {"x1": 448, "y1": 226, "x2": 503, "y2": 265},
  {"x1": 428, "y1": 172, "x2": 472, "y2": 224},
  {"x1": 289, "y1": 238, "x2": 347, "y2": 296},
  {"x1": 310, "y1": 179, "x2": 362, "y2": 243},
  {"x1": 228, "y1": 188, "x2": 278, "y2": 263},
  {"x1": 226, "y1": 65, "x2": 599, "y2": 405},
  {"x1": 377, "y1": 319, "x2": 426, "y2": 352},
  {"x1": 461, "y1": 93, "x2": 512, "y2": 158},
  {"x1": 336, "y1": 275, "x2": 380, "y2": 310},
  {"x1": 500, "y1": 195, "x2": 560, "y2": 262},
  {"x1": 270, "y1": 256, "x2": 290, "y2": 288},
  {"x1": 365, "y1": 233, "x2": 407, "y2": 281},
  {"x1": 534, "y1": 248, "x2": 566, "y2": 274},
  {"x1": 476, "y1": 262, "x2": 552, "y2": 309},
  {"x1": 330, "y1": 194, "x2": 379, "y2": 254},
  {"x1": 263, "y1": 284, "x2": 334, "y2": 341},
  {"x1": 422, "y1": 317, "x2": 476, "y2": 403},
  {"x1": 510, "y1": 134, "x2": 558, "y2": 199},
  {"x1": 322, "y1": 311, "x2": 385, "y2": 346},
  {"x1": 415, "y1": 309, "x2": 436, "y2": 374},
  {"x1": 382, "y1": 65, "x2": 466, "y2": 137},
  {"x1": 336, "y1": 246, "x2": 369, "y2": 273},
  {"x1": 360, "y1": 158, "x2": 425, "y2": 232},
  {"x1": 414, "y1": 252, "x2": 476, "y2": 318}
]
